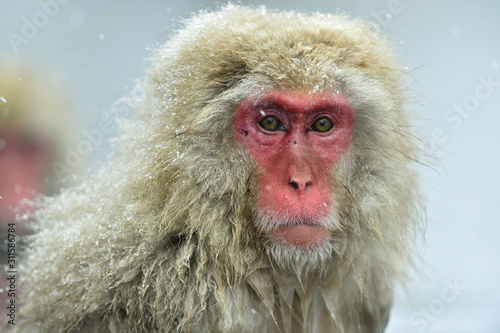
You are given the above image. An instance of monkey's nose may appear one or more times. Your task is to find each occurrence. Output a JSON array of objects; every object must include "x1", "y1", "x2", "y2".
[{"x1": 289, "y1": 178, "x2": 311, "y2": 193}]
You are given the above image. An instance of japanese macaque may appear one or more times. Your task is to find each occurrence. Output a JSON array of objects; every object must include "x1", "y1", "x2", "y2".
[
  {"x1": 0, "y1": 60, "x2": 73, "y2": 329},
  {"x1": 0, "y1": 60, "x2": 72, "y2": 232},
  {"x1": 19, "y1": 5, "x2": 423, "y2": 333}
]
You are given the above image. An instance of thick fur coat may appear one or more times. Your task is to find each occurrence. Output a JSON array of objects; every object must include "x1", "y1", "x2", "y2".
[{"x1": 18, "y1": 5, "x2": 422, "y2": 333}]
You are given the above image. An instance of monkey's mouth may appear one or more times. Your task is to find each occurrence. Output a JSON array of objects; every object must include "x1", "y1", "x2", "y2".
[{"x1": 269, "y1": 222, "x2": 330, "y2": 249}]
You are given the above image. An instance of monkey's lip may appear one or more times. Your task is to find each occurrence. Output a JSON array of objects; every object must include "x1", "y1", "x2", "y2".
[{"x1": 270, "y1": 224, "x2": 330, "y2": 249}]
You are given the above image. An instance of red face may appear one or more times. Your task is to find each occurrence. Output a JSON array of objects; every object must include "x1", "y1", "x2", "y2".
[
  {"x1": 0, "y1": 132, "x2": 49, "y2": 226},
  {"x1": 234, "y1": 91, "x2": 354, "y2": 249}
]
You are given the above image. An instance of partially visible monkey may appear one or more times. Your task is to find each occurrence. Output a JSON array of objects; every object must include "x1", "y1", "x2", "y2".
[
  {"x1": 18, "y1": 5, "x2": 423, "y2": 333},
  {"x1": 0, "y1": 59, "x2": 74, "y2": 329},
  {"x1": 0, "y1": 60, "x2": 72, "y2": 232}
]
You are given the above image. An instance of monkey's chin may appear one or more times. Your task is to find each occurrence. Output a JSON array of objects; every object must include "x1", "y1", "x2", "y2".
[{"x1": 270, "y1": 225, "x2": 330, "y2": 249}]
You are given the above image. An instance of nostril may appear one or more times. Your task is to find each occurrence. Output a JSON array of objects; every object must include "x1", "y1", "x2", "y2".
[
  {"x1": 289, "y1": 180, "x2": 299, "y2": 190},
  {"x1": 305, "y1": 181, "x2": 311, "y2": 189}
]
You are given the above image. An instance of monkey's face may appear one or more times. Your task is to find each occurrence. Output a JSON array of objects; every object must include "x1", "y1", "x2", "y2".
[{"x1": 234, "y1": 90, "x2": 354, "y2": 251}]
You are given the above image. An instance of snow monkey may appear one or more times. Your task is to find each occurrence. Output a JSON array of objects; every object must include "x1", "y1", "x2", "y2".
[
  {"x1": 18, "y1": 5, "x2": 423, "y2": 333},
  {"x1": 0, "y1": 60, "x2": 72, "y2": 233},
  {"x1": 0, "y1": 59, "x2": 74, "y2": 329}
]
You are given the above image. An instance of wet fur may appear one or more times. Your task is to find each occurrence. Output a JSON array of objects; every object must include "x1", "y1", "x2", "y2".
[{"x1": 18, "y1": 5, "x2": 423, "y2": 332}]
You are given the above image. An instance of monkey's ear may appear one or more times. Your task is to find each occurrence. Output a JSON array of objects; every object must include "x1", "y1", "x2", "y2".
[{"x1": 167, "y1": 234, "x2": 187, "y2": 247}]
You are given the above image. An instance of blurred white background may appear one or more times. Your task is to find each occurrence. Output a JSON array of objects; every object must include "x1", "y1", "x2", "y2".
[{"x1": 1, "y1": 1, "x2": 499, "y2": 332}]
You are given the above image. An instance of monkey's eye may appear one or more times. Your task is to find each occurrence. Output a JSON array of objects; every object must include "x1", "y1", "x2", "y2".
[
  {"x1": 259, "y1": 116, "x2": 284, "y2": 131},
  {"x1": 310, "y1": 117, "x2": 334, "y2": 132}
]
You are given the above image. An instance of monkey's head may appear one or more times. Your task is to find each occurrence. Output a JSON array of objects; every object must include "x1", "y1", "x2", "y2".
[
  {"x1": 125, "y1": 5, "x2": 421, "y2": 277},
  {"x1": 0, "y1": 60, "x2": 73, "y2": 231}
]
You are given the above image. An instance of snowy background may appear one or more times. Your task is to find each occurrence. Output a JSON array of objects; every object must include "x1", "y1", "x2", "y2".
[{"x1": 1, "y1": 1, "x2": 499, "y2": 332}]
